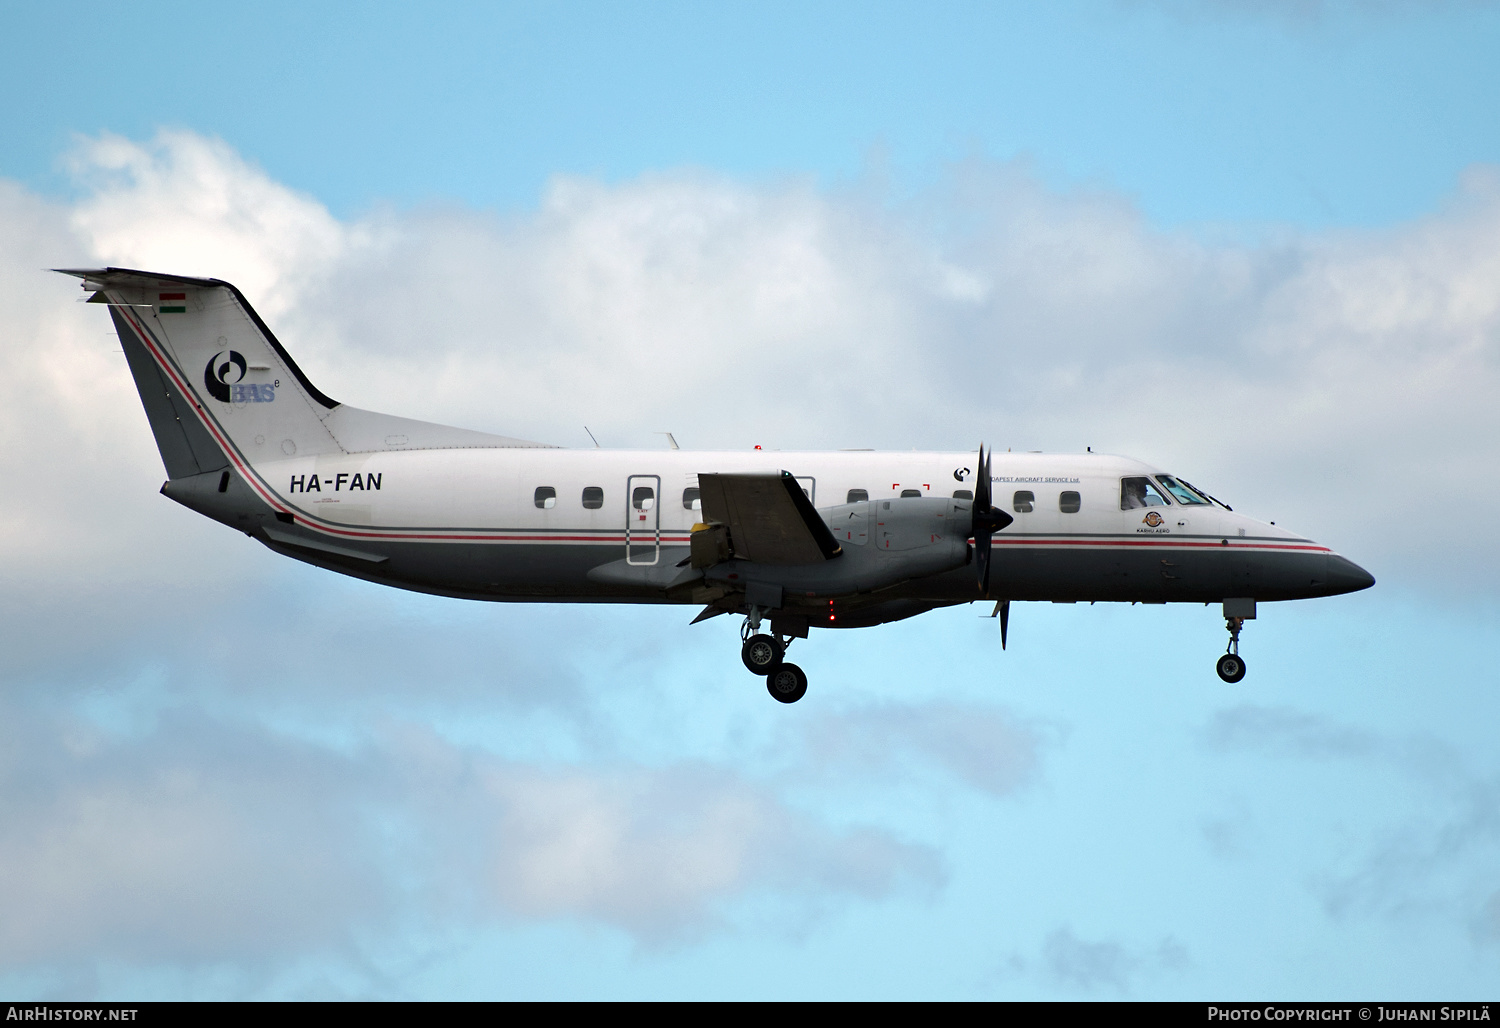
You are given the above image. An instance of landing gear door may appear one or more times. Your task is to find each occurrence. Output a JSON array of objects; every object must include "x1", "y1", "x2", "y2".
[{"x1": 626, "y1": 474, "x2": 661, "y2": 565}]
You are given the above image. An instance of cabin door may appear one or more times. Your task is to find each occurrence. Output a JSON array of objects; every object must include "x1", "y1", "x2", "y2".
[{"x1": 626, "y1": 474, "x2": 661, "y2": 565}]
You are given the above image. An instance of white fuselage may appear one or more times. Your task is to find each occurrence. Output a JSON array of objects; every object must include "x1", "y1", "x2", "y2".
[{"x1": 160, "y1": 444, "x2": 1365, "y2": 620}]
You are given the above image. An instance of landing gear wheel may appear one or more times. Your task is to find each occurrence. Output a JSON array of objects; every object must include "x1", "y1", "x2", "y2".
[
  {"x1": 767, "y1": 662, "x2": 808, "y2": 703},
  {"x1": 1216, "y1": 652, "x2": 1247, "y2": 684},
  {"x1": 741, "y1": 634, "x2": 783, "y2": 676}
]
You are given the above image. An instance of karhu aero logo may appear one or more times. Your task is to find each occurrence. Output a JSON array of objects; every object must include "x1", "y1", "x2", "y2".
[
  {"x1": 1142, "y1": 511, "x2": 1164, "y2": 527},
  {"x1": 204, "y1": 350, "x2": 275, "y2": 403}
]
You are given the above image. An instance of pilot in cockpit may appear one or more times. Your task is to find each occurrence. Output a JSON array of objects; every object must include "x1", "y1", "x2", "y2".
[{"x1": 1120, "y1": 477, "x2": 1167, "y2": 510}]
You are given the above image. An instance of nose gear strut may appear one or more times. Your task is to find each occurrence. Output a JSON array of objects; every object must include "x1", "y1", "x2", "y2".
[{"x1": 1217, "y1": 616, "x2": 1247, "y2": 683}]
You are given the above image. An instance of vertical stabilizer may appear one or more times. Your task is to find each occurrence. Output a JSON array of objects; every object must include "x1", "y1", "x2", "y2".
[
  {"x1": 59, "y1": 267, "x2": 555, "y2": 484},
  {"x1": 60, "y1": 267, "x2": 344, "y2": 478}
]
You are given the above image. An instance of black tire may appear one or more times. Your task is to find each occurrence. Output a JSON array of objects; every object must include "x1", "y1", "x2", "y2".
[
  {"x1": 1216, "y1": 653, "x2": 1247, "y2": 684},
  {"x1": 741, "y1": 634, "x2": 783, "y2": 676},
  {"x1": 767, "y1": 662, "x2": 808, "y2": 703}
]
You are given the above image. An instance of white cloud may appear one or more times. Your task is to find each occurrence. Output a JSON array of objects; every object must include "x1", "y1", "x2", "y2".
[
  {"x1": 0, "y1": 709, "x2": 940, "y2": 971},
  {"x1": 800, "y1": 702, "x2": 1041, "y2": 797},
  {"x1": 479, "y1": 762, "x2": 940, "y2": 943},
  {"x1": 66, "y1": 131, "x2": 347, "y2": 318},
  {"x1": 3, "y1": 129, "x2": 1499, "y2": 988},
  {"x1": 0, "y1": 708, "x2": 385, "y2": 965},
  {"x1": 1203, "y1": 704, "x2": 1500, "y2": 939},
  {"x1": 994, "y1": 926, "x2": 1188, "y2": 996}
]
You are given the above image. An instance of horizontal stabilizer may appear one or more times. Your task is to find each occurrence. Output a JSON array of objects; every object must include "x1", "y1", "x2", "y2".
[
  {"x1": 56, "y1": 267, "x2": 223, "y2": 292},
  {"x1": 697, "y1": 471, "x2": 842, "y2": 565}
]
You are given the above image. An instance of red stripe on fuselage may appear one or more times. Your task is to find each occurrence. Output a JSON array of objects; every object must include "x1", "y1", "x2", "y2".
[{"x1": 987, "y1": 537, "x2": 1330, "y2": 553}]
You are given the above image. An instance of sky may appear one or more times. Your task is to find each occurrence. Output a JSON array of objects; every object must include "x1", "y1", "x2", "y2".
[{"x1": 1, "y1": 0, "x2": 1499, "y2": 1000}]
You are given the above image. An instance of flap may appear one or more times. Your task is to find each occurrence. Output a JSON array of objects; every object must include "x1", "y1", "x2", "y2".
[{"x1": 697, "y1": 471, "x2": 842, "y2": 565}]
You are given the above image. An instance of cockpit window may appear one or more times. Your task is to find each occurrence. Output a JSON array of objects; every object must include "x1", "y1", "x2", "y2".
[
  {"x1": 1155, "y1": 475, "x2": 1210, "y2": 505},
  {"x1": 1120, "y1": 477, "x2": 1170, "y2": 510}
]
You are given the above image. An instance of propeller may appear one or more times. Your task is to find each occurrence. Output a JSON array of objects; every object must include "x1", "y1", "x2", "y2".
[{"x1": 970, "y1": 444, "x2": 1014, "y2": 596}]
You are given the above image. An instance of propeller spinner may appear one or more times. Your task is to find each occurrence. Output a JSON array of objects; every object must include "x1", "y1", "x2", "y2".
[{"x1": 970, "y1": 445, "x2": 1014, "y2": 595}]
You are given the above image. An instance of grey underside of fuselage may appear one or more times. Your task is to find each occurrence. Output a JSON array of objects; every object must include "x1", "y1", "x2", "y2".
[{"x1": 263, "y1": 538, "x2": 1335, "y2": 605}]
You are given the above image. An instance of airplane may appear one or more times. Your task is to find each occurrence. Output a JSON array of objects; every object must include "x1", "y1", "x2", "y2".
[{"x1": 58, "y1": 267, "x2": 1375, "y2": 703}]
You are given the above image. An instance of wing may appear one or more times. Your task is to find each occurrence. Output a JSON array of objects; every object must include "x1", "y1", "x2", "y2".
[{"x1": 696, "y1": 471, "x2": 842, "y2": 565}]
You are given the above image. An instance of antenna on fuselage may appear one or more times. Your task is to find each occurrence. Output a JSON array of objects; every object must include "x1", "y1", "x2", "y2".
[
  {"x1": 584, "y1": 426, "x2": 601, "y2": 448},
  {"x1": 657, "y1": 432, "x2": 680, "y2": 450}
]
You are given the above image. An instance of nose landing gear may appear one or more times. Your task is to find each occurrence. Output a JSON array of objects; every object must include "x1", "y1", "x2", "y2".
[
  {"x1": 1216, "y1": 598, "x2": 1256, "y2": 683},
  {"x1": 1216, "y1": 616, "x2": 1248, "y2": 683},
  {"x1": 740, "y1": 607, "x2": 808, "y2": 702}
]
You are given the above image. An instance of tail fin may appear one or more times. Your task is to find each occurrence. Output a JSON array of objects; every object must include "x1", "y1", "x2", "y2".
[{"x1": 58, "y1": 267, "x2": 550, "y2": 480}]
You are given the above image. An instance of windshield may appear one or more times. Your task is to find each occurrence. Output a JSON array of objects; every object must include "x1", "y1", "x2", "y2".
[{"x1": 1156, "y1": 475, "x2": 1211, "y2": 505}]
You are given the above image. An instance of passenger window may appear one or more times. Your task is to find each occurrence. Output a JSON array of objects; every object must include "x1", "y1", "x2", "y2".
[
  {"x1": 632, "y1": 486, "x2": 655, "y2": 511},
  {"x1": 1013, "y1": 490, "x2": 1034, "y2": 513},
  {"x1": 1059, "y1": 491, "x2": 1081, "y2": 513},
  {"x1": 847, "y1": 489, "x2": 869, "y2": 503},
  {"x1": 534, "y1": 486, "x2": 556, "y2": 509},
  {"x1": 581, "y1": 486, "x2": 604, "y2": 510},
  {"x1": 900, "y1": 489, "x2": 922, "y2": 498},
  {"x1": 1155, "y1": 475, "x2": 1210, "y2": 505},
  {"x1": 682, "y1": 487, "x2": 701, "y2": 511},
  {"x1": 952, "y1": 489, "x2": 973, "y2": 500},
  {"x1": 1120, "y1": 477, "x2": 1170, "y2": 510}
]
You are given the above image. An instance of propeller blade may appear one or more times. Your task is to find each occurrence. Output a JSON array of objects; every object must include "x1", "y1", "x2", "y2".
[
  {"x1": 976, "y1": 530, "x2": 992, "y2": 595},
  {"x1": 974, "y1": 444, "x2": 991, "y2": 512},
  {"x1": 970, "y1": 443, "x2": 1012, "y2": 595}
]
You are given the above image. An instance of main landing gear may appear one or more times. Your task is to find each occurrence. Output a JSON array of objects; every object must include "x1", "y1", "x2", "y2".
[
  {"x1": 1216, "y1": 616, "x2": 1248, "y2": 683},
  {"x1": 740, "y1": 608, "x2": 808, "y2": 703}
]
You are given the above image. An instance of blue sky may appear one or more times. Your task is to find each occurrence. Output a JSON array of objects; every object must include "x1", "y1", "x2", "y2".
[
  {"x1": 2, "y1": 0, "x2": 1500, "y2": 1000},
  {"x1": 7, "y1": 1, "x2": 1499, "y2": 225}
]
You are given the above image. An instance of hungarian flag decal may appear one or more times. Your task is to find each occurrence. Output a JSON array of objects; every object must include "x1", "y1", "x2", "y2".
[{"x1": 157, "y1": 292, "x2": 187, "y2": 313}]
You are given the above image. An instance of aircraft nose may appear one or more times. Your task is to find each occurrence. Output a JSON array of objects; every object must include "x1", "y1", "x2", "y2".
[{"x1": 1326, "y1": 555, "x2": 1376, "y2": 594}]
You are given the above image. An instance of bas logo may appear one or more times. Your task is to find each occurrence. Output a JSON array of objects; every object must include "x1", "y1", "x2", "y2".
[
  {"x1": 205, "y1": 350, "x2": 275, "y2": 403},
  {"x1": 1142, "y1": 511, "x2": 1164, "y2": 527}
]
